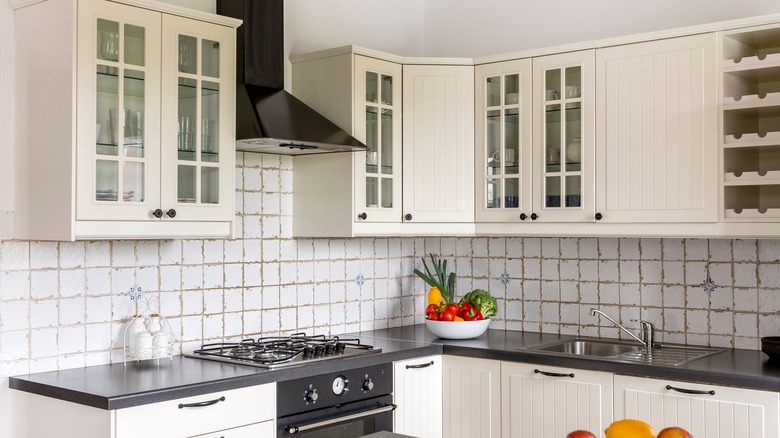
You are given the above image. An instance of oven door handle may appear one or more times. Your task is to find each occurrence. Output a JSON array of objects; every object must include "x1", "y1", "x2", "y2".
[{"x1": 284, "y1": 403, "x2": 397, "y2": 434}]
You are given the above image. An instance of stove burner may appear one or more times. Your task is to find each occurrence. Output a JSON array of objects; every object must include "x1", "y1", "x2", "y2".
[{"x1": 187, "y1": 333, "x2": 380, "y2": 369}]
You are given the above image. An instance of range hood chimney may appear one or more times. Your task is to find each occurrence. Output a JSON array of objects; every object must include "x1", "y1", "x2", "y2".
[{"x1": 218, "y1": 0, "x2": 367, "y2": 155}]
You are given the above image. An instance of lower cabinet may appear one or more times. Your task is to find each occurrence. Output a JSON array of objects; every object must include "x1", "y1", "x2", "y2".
[
  {"x1": 393, "y1": 355, "x2": 443, "y2": 438},
  {"x1": 13, "y1": 383, "x2": 276, "y2": 438},
  {"x1": 501, "y1": 362, "x2": 613, "y2": 438},
  {"x1": 442, "y1": 355, "x2": 502, "y2": 438},
  {"x1": 614, "y1": 375, "x2": 780, "y2": 438}
]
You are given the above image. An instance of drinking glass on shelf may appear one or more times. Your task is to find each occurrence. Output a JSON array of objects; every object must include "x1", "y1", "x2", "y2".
[{"x1": 100, "y1": 31, "x2": 119, "y2": 61}]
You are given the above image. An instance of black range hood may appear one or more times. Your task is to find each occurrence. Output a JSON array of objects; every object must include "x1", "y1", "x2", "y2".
[{"x1": 218, "y1": 0, "x2": 367, "y2": 155}]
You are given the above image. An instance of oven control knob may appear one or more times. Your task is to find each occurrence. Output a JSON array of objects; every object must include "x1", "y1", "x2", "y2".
[
  {"x1": 362, "y1": 378, "x2": 374, "y2": 391},
  {"x1": 304, "y1": 388, "x2": 318, "y2": 403}
]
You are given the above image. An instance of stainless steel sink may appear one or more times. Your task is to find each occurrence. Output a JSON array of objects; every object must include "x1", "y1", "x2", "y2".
[
  {"x1": 533, "y1": 339, "x2": 641, "y2": 357},
  {"x1": 526, "y1": 337, "x2": 724, "y2": 366}
]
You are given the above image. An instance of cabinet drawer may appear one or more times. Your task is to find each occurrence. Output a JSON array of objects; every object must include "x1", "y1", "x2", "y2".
[
  {"x1": 188, "y1": 420, "x2": 274, "y2": 438},
  {"x1": 115, "y1": 383, "x2": 275, "y2": 438}
]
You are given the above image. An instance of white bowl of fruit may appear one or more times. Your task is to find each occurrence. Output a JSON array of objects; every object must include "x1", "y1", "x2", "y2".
[{"x1": 416, "y1": 254, "x2": 496, "y2": 340}]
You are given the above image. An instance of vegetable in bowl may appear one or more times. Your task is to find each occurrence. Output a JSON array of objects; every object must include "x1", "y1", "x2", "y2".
[{"x1": 461, "y1": 289, "x2": 497, "y2": 319}]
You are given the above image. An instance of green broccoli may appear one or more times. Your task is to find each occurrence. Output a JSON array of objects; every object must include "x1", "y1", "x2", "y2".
[{"x1": 462, "y1": 289, "x2": 497, "y2": 319}]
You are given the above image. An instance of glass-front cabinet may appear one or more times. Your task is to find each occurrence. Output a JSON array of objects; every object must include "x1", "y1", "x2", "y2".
[
  {"x1": 76, "y1": 1, "x2": 161, "y2": 220},
  {"x1": 533, "y1": 50, "x2": 595, "y2": 222},
  {"x1": 161, "y1": 15, "x2": 235, "y2": 221},
  {"x1": 475, "y1": 59, "x2": 532, "y2": 222},
  {"x1": 73, "y1": 0, "x2": 236, "y2": 231},
  {"x1": 354, "y1": 55, "x2": 402, "y2": 223}
]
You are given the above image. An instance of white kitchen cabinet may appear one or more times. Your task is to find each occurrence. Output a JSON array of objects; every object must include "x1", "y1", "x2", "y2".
[
  {"x1": 14, "y1": 0, "x2": 238, "y2": 240},
  {"x1": 13, "y1": 383, "x2": 276, "y2": 438},
  {"x1": 442, "y1": 355, "x2": 501, "y2": 438},
  {"x1": 614, "y1": 375, "x2": 780, "y2": 438},
  {"x1": 292, "y1": 49, "x2": 403, "y2": 237},
  {"x1": 292, "y1": 47, "x2": 475, "y2": 236},
  {"x1": 501, "y1": 362, "x2": 612, "y2": 438},
  {"x1": 596, "y1": 33, "x2": 718, "y2": 223},
  {"x1": 402, "y1": 64, "x2": 476, "y2": 224},
  {"x1": 532, "y1": 50, "x2": 596, "y2": 223},
  {"x1": 722, "y1": 25, "x2": 780, "y2": 221},
  {"x1": 393, "y1": 355, "x2": 443, "y2": 438},
  {"x1": 475, "y1": 59, "x2": 534, "y2": 223}
]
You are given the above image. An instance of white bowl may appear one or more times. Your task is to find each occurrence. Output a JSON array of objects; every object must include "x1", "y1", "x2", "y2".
[{"x1": 424, "y1": 318, "x2": 490, "y2": 339}]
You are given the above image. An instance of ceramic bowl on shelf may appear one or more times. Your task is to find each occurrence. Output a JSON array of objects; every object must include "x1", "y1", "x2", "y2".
[{"x1": 424, "y1": 318, "x2": 490, "y2": 339}]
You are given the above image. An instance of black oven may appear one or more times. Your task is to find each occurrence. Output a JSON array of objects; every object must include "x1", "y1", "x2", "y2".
[{"x1": 276, "y1": 363, "x2": 394, "y2": 438}]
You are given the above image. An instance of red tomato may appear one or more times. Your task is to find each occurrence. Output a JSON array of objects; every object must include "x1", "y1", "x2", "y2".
[
  {"x1": 439, "y1": 310, "x2": 456, "y2": 321},
  {"x1": 425, "y1": 303, "x2": 439, "y2": 316},
  {"x1": 445, "y1": 303, "x2": 460, "y2": 314},
  {"x1": 566, "y1": 431, "x2": 597, "y2": 438},
  {"x1": 427, "y1": 312, "x2": 440, "y2": 321}
]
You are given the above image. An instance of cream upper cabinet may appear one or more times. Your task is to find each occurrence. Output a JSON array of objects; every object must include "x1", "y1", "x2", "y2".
[
  {"x1": 402, "y1": 64, "x2": 475, "y2": 224},
  {"x1": 722, "y1": 25, "x2": 780, "y2": 221},
  {"x1": 596, "y1": 33, "x2": 718, "y2": 223},
  {"x1": 393, "y1": 355, "x2": 443, "y2": 438},
  {"x1": 475, "y1": 59, "x2": 533, "y2": 223},
  {"x1": 614, "y1": 375, "x2": 779, "y2": 438},
  {"x1": 502, "y1": 362, "x2": 613, "y2": 438},
  {"x1": 442, "y1": 355, "x2": 501, "y2": 438},
  {"x1": 354, "y1": 56, "x2": 404, "y2": 223},
  {"x1": 292, "y1": 48, "x2": 475, "y2": 236},
  {"x1": 532, "y1": 50, "x2": 596, "y2": 223},
  {"x1": 292, "y1": 51, "x2": 403, "y2": 237},
  {"x1": 15, "y1": 0, "x2": 239, "y2": 240}
]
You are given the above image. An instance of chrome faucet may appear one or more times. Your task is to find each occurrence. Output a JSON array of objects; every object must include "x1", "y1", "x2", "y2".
[{"x1": 589, "y1": 308, "x2": 655, "y2": 349}]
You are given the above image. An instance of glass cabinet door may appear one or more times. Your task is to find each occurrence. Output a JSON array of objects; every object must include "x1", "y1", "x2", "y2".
[
  {"x1": 475, "y1": 59, "x2": 532, "y2": 222},
  {"x1": 175, "y1": 34, "x2": 221, "y2": 205},
  {"x1": 354, "y1": 56, "x2": 402, "y2": 222},
  {"x1": 161, "y1": 15, "x2": 235, "y2": 221},
  {"x1": 95, "y1": 20, "x2": 148, "y2": 205},
  {"x1": 76, "y1": 2, "x2": 162, "y2": 221},
  {"x1": 534, "y1": 50, "x2": 594, "y2": 222}
]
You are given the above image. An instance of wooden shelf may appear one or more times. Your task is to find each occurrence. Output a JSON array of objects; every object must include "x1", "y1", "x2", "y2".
[
  {"x1": 724, "y1": 170, "x2": 780, "y2": 185},
  {"x1": 724, "y1": 131, "x2": 780, "y2": 147},
  {"x1": 725, "y1": 208, "x2": 780, "y2": 219}
]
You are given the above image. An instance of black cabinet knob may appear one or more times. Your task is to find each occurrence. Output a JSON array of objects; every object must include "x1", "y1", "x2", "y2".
[
  {"x1": 405, "y1": 213, "x2": 412, "y2": 221},
  {"x1": 358, "y1": 212, "x2": 367, "y2": 220},
  {"x1": 166, "y1": 209, "x2": 177, "y2": 218},
  {"x1": 519, "y1": 213, "x2": 527, "y2": 221},
  {"x1": 530, "y1": 213, "x2": 538, "y2": 220},
  {"x1": 152, "y1": 209, "x2": 163, "y2": 218},
  {"x1": 595, "y1": 212, "x2": 603, "y2": 221}
]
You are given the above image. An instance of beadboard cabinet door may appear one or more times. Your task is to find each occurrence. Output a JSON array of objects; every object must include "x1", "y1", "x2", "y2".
[
  {"x1": 402, "y1": 64, "x2": 475, "y2": 224},
  {"x1": 394, "y1": 355, "x2": 443, "y2": 438},
  {"x1": 442, "y1": 355, "x2": 501, "y2": 438},
  {"x1": 595, "y1": 33, "x2": 718, "y2": 223},
  {"x1": 501, "y1": 362, "x2": 612, "y2": 438},
  {"x1": 614, "y1": 375, "x2": 780, "y2": 438}
]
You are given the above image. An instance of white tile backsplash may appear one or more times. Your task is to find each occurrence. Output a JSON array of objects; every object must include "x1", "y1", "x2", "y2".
[{"x1": 1, "y1": 152, "x2": 779, "y2": 377}]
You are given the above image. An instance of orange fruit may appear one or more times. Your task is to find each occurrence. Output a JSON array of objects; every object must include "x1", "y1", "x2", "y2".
[
  {"x1": 605, "y1": 419, "x2": 656, "y2": 438},
  {"x1": 658, "y1": 427, "x2": 693, "y2": 438}
]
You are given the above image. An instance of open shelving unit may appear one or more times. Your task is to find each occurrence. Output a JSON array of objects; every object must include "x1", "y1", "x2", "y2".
[{"x1": 722, "y1": 26, "x2": 780, "y2": 220}]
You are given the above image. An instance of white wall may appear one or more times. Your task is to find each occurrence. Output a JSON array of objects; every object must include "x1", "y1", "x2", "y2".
[{"x1": 422, "y1": 0, "x2": 780, "y2": 57}]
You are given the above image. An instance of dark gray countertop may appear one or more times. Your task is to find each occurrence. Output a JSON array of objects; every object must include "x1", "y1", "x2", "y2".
[
  {"x1": 353, "y1": 325, "x2": 780, "y2": 392},
  {"x1": 8, "y1": 337, "x2": 441, "y2": 410},
  {"x1": 11, "y1": 325, "x2": 780, "y2": 411}
]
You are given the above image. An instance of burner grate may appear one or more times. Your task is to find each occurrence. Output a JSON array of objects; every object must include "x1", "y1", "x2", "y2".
[{"x1": 187, "y1": 333, "x2": 380, "y2": 369}]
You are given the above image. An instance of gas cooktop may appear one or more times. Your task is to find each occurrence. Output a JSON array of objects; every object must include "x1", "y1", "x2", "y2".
[{"x1": 185, "y1": 333, "x2": 381, "y2": 369}]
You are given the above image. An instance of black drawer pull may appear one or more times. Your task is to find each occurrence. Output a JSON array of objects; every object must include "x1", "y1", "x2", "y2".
[
  {"x1": 178, "y1": 396, "x2": 226, "y2": 409},
  {"x1": 666, "y1": 385, "x2": 715, "y2": 396},
  {"x1": 406, "y1": 361, "x2": 434, "y2": 369},
  {"x1": 534, "y1": 369, "x2": 574, "y2": 378}
]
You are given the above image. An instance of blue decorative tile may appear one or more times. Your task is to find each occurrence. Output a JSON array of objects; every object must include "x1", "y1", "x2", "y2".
[
  {"x1": 500, "y1": 272, "x2": 511, "y2": 285},
  {"x1": 356, "y1": 274, "x2": 365, "y2": 287},
  {"x1": 701, "y1": 278, "x2": 716, "y2": 293}
]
